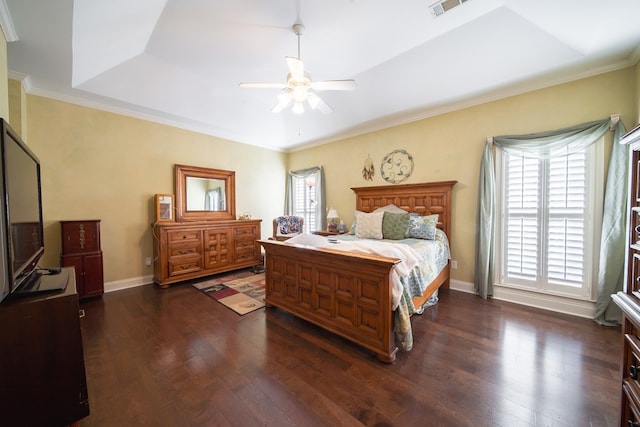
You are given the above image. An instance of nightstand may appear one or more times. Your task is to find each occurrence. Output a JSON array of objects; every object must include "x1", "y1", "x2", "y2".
[{"x1": 313, "y1": 230, "x2": 345, "y2": 236}]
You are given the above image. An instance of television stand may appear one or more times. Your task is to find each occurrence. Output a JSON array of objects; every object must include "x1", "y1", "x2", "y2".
[{"x1": 0, "y1": 267, "x2": 89, "y2": 425}]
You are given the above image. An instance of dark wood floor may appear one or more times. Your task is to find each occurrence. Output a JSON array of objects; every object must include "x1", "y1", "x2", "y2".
[{"x1": 78, "y1": 271, "x2": 622, "y2": 426}]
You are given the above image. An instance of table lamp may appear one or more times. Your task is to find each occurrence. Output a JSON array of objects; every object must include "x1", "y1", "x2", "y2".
[{"x1": 327, "y1": 208, "x2": 339, "y2": 232}]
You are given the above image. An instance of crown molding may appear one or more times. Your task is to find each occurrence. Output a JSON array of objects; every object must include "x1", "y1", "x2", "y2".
[{"x1": 0, "y1": 0, "x2": 18, "y2": 42}]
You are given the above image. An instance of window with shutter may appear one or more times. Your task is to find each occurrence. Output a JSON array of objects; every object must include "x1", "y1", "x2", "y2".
[
  {"x1": 292, "y1": 173, "x2": 318, "y2": 233},
  {"x1": 498, "y1": 143, "x2": 599, "y2": 299}
]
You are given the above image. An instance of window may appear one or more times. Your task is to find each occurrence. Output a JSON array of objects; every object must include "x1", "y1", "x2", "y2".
[
  {"x1": 497, "y1": 142, "x2": 601, "y2": 299},
  {"x1": 291, "y1": 172, "x2": 320, "y2": 233}
]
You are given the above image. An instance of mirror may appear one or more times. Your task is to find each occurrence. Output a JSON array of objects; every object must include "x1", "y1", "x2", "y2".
[{"x1": 175, "y1": 165, "x2": 236, "y2": 221}]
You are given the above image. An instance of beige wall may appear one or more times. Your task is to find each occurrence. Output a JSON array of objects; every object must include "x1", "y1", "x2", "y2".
[
  {"x1": 25, "y1": 95, "x2": 287, "y2": 283},
  {"x1": 288, "y1": 67, "x2": 639, "y2": 285},
  {"x1": 0, "y1": 29, "x2": 8, "y2": 120},
  {"x1": 8, "y1": 78, "x2": 26, "y2": 137}
]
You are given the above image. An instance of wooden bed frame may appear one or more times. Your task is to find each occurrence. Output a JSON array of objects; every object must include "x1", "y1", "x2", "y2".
[{"x1": 259, "y1": 181, "x2": 457, "y2": 363}]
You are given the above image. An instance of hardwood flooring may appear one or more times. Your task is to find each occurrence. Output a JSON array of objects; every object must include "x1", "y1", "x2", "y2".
[{"x1": 78, "y1": 272, "x2": 621, "y2": 426}]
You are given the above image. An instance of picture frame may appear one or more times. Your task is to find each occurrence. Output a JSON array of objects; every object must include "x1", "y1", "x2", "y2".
[{"x1": 155, "y1": 194, "x2": 174, "y2": 222}]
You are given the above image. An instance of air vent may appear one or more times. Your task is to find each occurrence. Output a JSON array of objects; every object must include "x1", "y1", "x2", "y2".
[{"x1": 429, "y1": 0, "x2": 469, "y2": 17}]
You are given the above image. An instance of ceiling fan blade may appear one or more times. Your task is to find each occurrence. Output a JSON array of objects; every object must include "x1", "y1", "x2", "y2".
[
  {"x1": 239, "y1": 82, "x2": 287, "y2": 89},
  {"x1": 285, "y1": 56, "x2": 305, "y2": 82},
  {"x1": 307, "y1": 93, "x2": 334, "y2": 114},
  {"x1": 271, "y1": 91, "x2": 293, "y2": 113},
  {"x1": 310, "y1": 80, "x2": 357, "y2": 91}
]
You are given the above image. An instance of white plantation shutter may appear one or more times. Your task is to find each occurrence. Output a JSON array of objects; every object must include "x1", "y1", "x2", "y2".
[
  {"x1": 505, "y1": 156, "x2": 539, "y2": 281},
  {"x1": 500, "y1": 146, "x2": 594, "y2": 297},
  {"x1": 547, "y1": 151, "x2": 586, "y2": 287},
  {"x1": 292, "y1": 175, "x2": 317, "y2": 233}
]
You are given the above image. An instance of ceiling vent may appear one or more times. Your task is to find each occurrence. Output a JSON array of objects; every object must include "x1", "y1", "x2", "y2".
[{"x1": 429, "y1": 0, "x2": 469, "y2": 17}]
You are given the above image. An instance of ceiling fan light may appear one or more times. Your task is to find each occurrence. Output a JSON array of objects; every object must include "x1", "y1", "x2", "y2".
[
  {"x1": 293, "y1": 86, "x2": 307, "y2": 102},
  {"x1": 292, "y1": 102, "x2": 304, "y2": 114}
]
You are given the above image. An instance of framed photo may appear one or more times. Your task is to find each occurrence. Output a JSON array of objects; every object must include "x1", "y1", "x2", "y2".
[{"x1": 155, "y1": 194, "x2": 174, "y2": 222}]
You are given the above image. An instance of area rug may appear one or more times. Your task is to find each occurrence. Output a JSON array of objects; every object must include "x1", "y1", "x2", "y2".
[{"x1": 192, "y1": 271, "x2": 265, "y2": 315}]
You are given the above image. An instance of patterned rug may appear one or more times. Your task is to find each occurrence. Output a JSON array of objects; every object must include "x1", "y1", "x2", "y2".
[{"x1": 192, "y1": 271, "x2": 265, "y2": 315}]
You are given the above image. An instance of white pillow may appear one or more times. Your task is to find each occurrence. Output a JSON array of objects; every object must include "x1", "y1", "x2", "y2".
[
  {"x1": 373, "y1": 204, "x2": 407, "y2": 214},
  {"x1": 355, "y1": 211, "x2": 384, "y2": 239}
]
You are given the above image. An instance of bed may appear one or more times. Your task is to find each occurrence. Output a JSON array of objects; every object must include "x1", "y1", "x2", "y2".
[{"x1": 259, "y1": 181, "x2": 457, "y2": 363}]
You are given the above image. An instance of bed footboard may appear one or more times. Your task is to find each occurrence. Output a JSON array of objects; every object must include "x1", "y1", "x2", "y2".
[{"x1": 260, "y1": 239, "x2": 400, "y2": 363}]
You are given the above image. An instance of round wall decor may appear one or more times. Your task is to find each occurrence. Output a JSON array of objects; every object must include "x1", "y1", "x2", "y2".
[{"x1": 381, "y1": 149, "x2": 414, "y2": 184}]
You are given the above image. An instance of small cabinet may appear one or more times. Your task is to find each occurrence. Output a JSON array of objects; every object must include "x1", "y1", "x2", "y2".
[
  {"x1": 60, "y1": 220, "x2": 104, "y2": 299},
  {"x1": 153, "y1": 219, "x2": 262, "y2": 287}
]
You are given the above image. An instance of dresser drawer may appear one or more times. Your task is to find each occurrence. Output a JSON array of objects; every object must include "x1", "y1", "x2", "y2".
[
  {"x1": 168, "y1": 242, "x2": 202, "y2": 258},
  {"x1": 235, "y1": 239, "x2": 256, "y2": 251},
  {"x1": 235, "y1": 247, "x2": 258, "y2": 263},
  {"x1": 168, "y1": 256, "x2": 202, "y2": 277},
  {"x1": 167, "y1": 229, "x2": 201, "y2": 244},
  {"x1": 234, "y1": 225, "x2": 257, "y2": 240}
]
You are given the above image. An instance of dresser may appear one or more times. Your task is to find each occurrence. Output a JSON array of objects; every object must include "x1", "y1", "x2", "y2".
[
  {"x1": 0, "y1": 268, "x2": 89, "y2": 425},
  {"x1": 153, "y1": 219, "x2": 262, "y2": 287},
  {"x1": 60, "y1": 220, "x2": 104, "y2": 299},
  {"x1": 613, "y1": 124, "x2": 640, "y2": 426}
]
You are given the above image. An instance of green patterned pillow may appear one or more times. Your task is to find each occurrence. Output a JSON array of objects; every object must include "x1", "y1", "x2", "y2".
[
  {"x1": 382, "y1": 212, "x2": 410, "y2": 240},
  {"x1": 408, "y1": 214, "x2": 439, "y2": 240}
]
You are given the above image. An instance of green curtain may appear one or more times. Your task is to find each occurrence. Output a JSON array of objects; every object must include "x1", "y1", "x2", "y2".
[
  {"x1": 284, "y1": 166, "x2": 326, "y2": 231},
  {"x1": 475, "y1": 119, "x2": 627, "y2": 320},
  {"x1": 594, "y1": 123, "x2": 628, "y2": 325}
]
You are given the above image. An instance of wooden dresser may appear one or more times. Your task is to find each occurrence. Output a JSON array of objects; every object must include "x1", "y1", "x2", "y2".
[
  {"x1": 60, "y1": 220, "x2": 104, "y2": 299},
  {"x1": 153, "y1": 219, "x2": 262, "y2": 287},
  {"x1": 613, "y1": 124, "x2": 640, "y2": 426}
]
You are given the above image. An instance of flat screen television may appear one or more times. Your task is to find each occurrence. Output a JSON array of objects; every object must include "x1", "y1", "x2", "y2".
[{"x1": 0, "y1": 119, "x2": 45, "y2": 302}]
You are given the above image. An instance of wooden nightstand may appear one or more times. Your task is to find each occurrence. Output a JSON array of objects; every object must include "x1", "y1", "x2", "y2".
[{"x1": 313, "y1": 230, "x2": 346, "y2": 236}]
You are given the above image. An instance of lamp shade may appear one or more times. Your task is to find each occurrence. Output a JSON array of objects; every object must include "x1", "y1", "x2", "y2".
[{"x1": 327, "y1": 208, "x2": 339, "y2": 219}]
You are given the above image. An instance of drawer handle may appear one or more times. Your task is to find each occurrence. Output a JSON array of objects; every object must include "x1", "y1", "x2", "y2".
[
  {"x1": 636, "y1": 225, "x2": 640, "y2": 233},
  {"x1": 630, "y1": 364, "x2": 639, "y2": 380}
]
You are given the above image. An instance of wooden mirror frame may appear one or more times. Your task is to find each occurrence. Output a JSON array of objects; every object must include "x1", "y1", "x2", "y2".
[{"x1": 175, "y1": 164, "x2": 236, "y2": 222}]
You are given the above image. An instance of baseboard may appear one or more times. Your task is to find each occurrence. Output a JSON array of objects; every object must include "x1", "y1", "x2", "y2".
[
  {"x1": 104, "y1": 275, "x2": 153, "y2": 293},
  {"x1": 104, "y1": 275, "x2": 596, "y2": 319},
  {"x1": 449, "y1": 279, "x2": 596, "y2": 319}
]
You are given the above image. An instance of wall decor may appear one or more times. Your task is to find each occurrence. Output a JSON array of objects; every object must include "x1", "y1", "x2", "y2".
[
  {"x1": 362, "y1": 155, "x2": 375, "y2": 181},
  {"x1": 155, "y1": 194, "x2": 174, "y2": 222},
  {"x1": 381, "y1": 149, "x2": 414, "y2": 184}
]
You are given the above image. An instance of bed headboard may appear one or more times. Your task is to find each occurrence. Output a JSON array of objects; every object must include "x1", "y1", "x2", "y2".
[{"x1": 351, "y1": 181, "x2": 457, "y2": 239}]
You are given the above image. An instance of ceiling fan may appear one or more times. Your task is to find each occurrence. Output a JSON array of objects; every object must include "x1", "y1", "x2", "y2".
[{"x1": 239, "y1": 23, "x2": 356, "y2": 114}]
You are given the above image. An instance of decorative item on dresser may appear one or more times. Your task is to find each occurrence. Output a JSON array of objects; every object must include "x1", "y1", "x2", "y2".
[
  {"x1": 613, "y1": 123, "x2": 640, "y2": 426},
  {"x1": 60, "y1": 219, "x2": 104, "y2": 299},
  {"x1": 153, "y1": 165, "x2": 263, "y2": 288}
]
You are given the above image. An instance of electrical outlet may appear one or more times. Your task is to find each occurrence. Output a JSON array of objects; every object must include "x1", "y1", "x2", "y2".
[
  {"x1": 451, "y1": 260, "x2": 458, "y2": 269},
  {"x1": 145, "y1": 256, "x2": 152, "y2": 266}
]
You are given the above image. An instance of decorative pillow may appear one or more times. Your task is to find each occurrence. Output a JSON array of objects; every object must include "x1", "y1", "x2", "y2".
[
  {"x1": 407, "y1": 214, "x2": 439, "y2": 240},
  {"x1": 355, "y1": 211, "x2": 384, "y2": 239},
  {"x1": 349, "y1": 210, "x2": 365, "y2": 234},
  {"x1": 373, "y1": 204, "x2": 408, "y2": 214},
  {"x1": 382, "y1": 212, "x2": 410, "y2": 240}
]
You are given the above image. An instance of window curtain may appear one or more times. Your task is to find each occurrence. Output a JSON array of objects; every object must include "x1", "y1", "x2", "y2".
[
  {"x1": 284, "y1": 166, "x2": 327, "y2": 231},
  {"x1": 475, "y1": 118, "x2": 627, "y2": 325}
]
